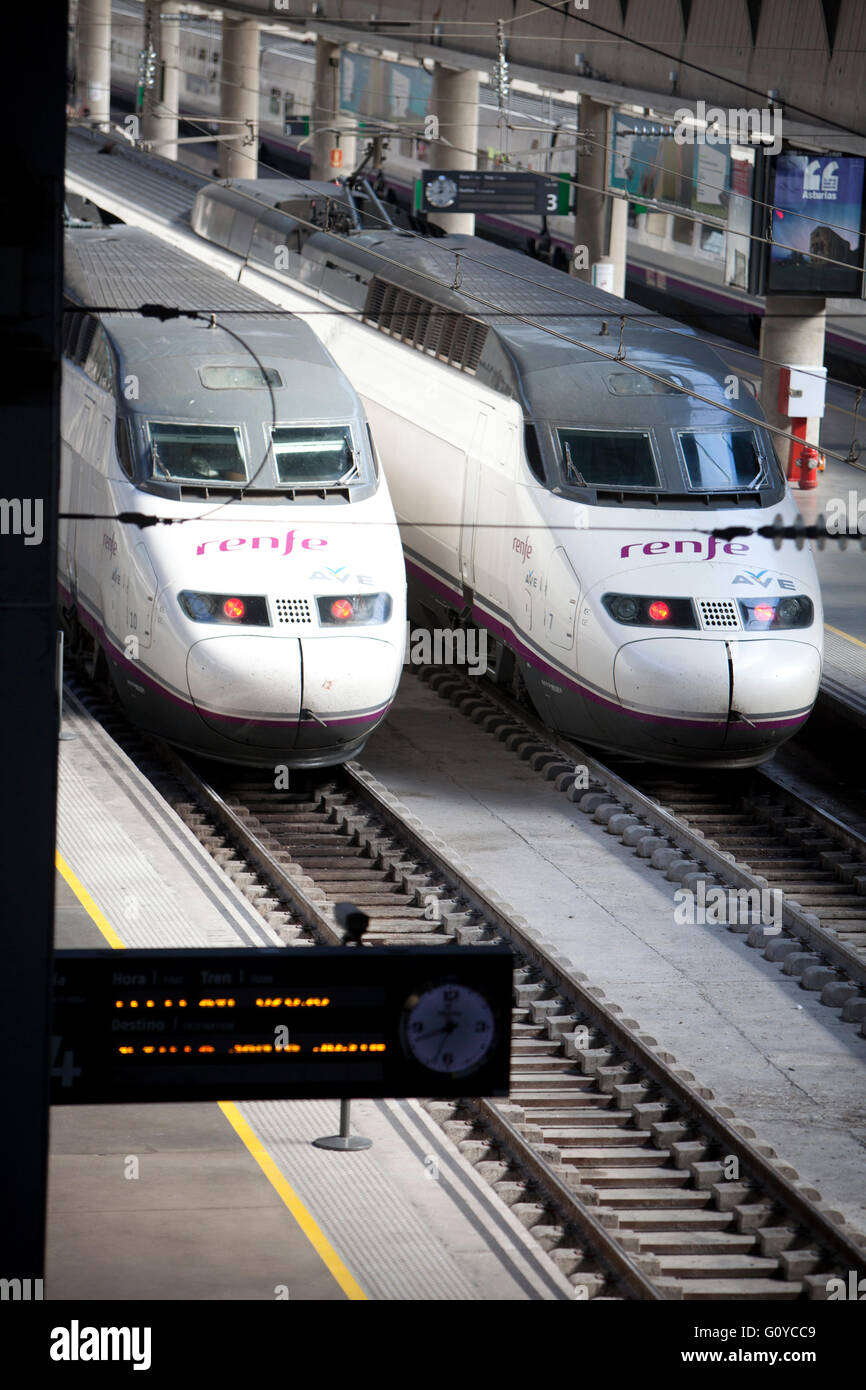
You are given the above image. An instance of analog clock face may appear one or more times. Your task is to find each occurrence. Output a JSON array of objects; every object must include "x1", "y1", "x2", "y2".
[
  {"x1": 401, "y1": 983, "x2": 496, "y2": 1077},
  {"x1": 425, "y1": 175, "x2": 458, "y2": 209}
]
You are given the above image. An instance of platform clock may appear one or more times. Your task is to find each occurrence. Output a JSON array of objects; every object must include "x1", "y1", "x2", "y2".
[
  {"x1": 400, "y1": 981, "x2": 497, "y2": 1077},
  {"x1": 424, "y1": 174, "x2": 459, "y2": 209}
]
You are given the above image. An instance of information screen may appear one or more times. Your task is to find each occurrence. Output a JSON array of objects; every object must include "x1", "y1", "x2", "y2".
[
  {"x1": 50, "y1": 947, "x2": 513, "y2": 1104},
  {"x1": 417, "y1": 170, "x2": 570, "y2": 216}
]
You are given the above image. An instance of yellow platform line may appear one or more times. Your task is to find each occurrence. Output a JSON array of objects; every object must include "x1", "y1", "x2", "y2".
[
  {"x1": 54, "y1": 849, "x2": 366, "y2": 1299},
  {"x1": 218, "y1": 1102, "x2": 367, "y2": 1301},
  {"x1": 825, "y1": 623, "x2": 866, "y2": 651},
  {"x1": 56, "y1": 851, "x2": 126, "y2": 949}
]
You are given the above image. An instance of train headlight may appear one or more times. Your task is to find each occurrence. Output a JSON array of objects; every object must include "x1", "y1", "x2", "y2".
[
  {"x1": 738, "y1": 596, "x2": 813, "y2": 630},
  {"x1": 608, "y1": 595, "x2": 640, "y2": 623},
  {"x1": 602, "y1": 593, "x2": 697, "y2": 628},
  {"x1": 178, "y1": 591, "x2": 270, "y2": 626},
  {"x1": 316, "y1": 593, "x2": 392, "y2": 625}
]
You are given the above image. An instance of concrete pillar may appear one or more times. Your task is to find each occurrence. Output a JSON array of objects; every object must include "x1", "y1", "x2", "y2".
[
  {"x1": 572, "y1": 97, "x2": 626, "y2": 294},
  {"x1": 311, "y1": 38, "x2": 356, "y2": 182},
  {"x1": 76, "y1": 0, "x2": 111, "y2": 126},
  {"x1": 219, "y1": 17, "x2": 259, "y2": 180},
  {"x1": 427, "y1": 64, "x2": 479, "y2": 236},
  {"x1": 759, "y1": 297, "x2": 827, "y2": 465},
  {"x1": 142, "y1": 2, "x2": 179, "y2": 160},
  {"x1": 607, "y1": 192, "x2": 627, "y2": 299}
]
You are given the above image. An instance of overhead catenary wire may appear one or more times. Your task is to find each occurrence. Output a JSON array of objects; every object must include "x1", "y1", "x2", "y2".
[
  {"x1": 93, "y1": 63, "x2": 866, "y2": 299},
  {"x1": 93, "y1": 11, "x2": 866, "y2": 295},
  {"x1": 101, "y1": 6, "x2": 866, "y2": 248},
  {"x1": 70, "y1": 21, "x2": 866, "y2": 463},
  {"x1": 102, "y1": 104, "x2": 864, "y2": 415},
  {"x1": 505, "y1": 0, "x2": 866, "y2": 142}
]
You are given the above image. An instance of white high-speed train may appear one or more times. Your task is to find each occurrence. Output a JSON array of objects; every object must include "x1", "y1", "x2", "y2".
[
  {"x1": 61, "y1": 224, "x2": 406, "y2": 767},
  {"x1": 181, "y1": 179, "x2": 823, "y2": 767}
]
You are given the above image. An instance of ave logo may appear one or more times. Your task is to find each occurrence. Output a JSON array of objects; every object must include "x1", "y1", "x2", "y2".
[{"x1": 731, "y1": 569, "x2": 796, "y2": 590}]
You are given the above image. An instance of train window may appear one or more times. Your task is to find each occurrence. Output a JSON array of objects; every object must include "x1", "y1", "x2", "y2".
[
  {"x1": 115, "y1": 418, "x2": 134, "y2": 480},
  {"x1": 145, "y1": 422, "x2": 247, "y2": 484},
  {"x1": 74, "y1": 315, "x2": 96, "y2": 366},
  {"x1": 524, "y1": 423, "x2": 546, "y2": 483},
  {"x1": 677, "y1": 430, "x2": 763, "y2": 491},
  {"x1": 555, "y1": 428, "x2": 658, "y2": 490},
  {"x1": 271, "y1": 425, "x2": 357, "y2": 485},
  {"x1": 199, "y1": 365, "x2": 283, "y2": 390},
  {"x1": 699, "y1": 224, "x2": 725, "y2": 257},
  {"x1": 84, "y1": 326, "x2": 114, "y2": 392},
  {"x1": 62, "y1": 308, "x2": 83, "y2": 358},
  {"x1": 366, "y1": 423, "x2": 380, "y2": 479},
  {"x1": 269, "y1": 88, "x2": 282, "y2": 115}
]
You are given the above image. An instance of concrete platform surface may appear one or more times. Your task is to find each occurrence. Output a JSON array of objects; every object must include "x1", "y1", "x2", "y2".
[
  {"x1": 47, "y1": 696, "x2": 573, "y2": 1301},
  {"x1": 361, "y1": 675, "x2": 866, "y2": 1236}
]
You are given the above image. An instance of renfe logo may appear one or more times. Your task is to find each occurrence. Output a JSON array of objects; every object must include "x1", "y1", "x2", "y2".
[
  {"x1": 196, "y1": 530, "x2": 328, "y2": 557},
  {"x1": 620, "y1": 537, "x2": 749, "y2": 560}
]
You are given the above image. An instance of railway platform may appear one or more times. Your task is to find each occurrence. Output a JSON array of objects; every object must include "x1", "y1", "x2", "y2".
[
  {"x1": 48, "y1": 692, "x2": 573, "y2": 1301},
  {"x1": 792, "y1": 454, "x2": 866, "y2": 726}
]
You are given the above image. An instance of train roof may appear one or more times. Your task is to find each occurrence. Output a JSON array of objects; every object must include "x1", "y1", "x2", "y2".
[
  {"x1": 63, "y1": 226, "x2": 361, "y2": 421},
  {"x1": 195, "y1": 180, "x2": 765, "y2": 429}
]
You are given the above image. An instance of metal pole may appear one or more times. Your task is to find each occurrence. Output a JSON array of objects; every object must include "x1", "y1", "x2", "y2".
[
  {"x1": 312, "y1": 905, "x2": 372, "y2": 1149},
  {"x1": 313, "y1": 1098, "x2": 372, "y2": 1151}
]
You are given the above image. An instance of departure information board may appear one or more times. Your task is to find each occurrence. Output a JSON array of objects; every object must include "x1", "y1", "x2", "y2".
[
  {"x1": 416, "y1": 170, "x2": 570, "y2": 216},
  {"x1": 50, "y1": 947, "x2": 512, "y2": 1104}
]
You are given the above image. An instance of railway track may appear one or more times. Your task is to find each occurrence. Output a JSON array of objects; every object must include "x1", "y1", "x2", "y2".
[
  {"x1": 418, "y1": 666, "x2": 866, "y2": 1031},
  {"x1": 65, "y1": 674, "x2": 866, "y2": 1301}
]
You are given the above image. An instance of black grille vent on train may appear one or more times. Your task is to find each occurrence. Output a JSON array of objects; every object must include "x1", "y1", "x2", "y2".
[{"x1": 363, "y1": 277, "x2": 487, "y2": 375}]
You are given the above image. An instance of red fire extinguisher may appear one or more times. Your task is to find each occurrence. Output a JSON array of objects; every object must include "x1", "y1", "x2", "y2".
[{"x1": 798, "y1": 445, "x2": 820, "y2": 490}]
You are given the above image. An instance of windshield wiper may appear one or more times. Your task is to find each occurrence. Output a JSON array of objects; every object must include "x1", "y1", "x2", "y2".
[{"x1": 563, "y1": 441, "x2": 587, "y2": 487}]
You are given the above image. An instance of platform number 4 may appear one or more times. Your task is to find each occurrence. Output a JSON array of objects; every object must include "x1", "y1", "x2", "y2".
[{"x1": 50, "y1": 1035, "x2": 81, "y2": 1089}]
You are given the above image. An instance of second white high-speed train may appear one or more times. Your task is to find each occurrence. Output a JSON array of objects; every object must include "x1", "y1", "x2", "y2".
[
  {"x1": 183, "y1": 179, "x2": 823, "y2": 767},
  {"x1": 61, "y1": 223, "x2": 406, "y2": 767}
]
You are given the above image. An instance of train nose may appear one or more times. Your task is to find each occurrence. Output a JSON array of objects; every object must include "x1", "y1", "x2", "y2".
[
  {"x1": 294, "y1": 636, "x2": 402, "y2": 750},
  {"x1": 187, "y1": 636, "x2": 302, "y2": 747},
  {"x1": 614, "y1": 638, "x2": 729, "y2": 727},
  {"x1": 186, "y1": 634, "x2": 402, "y2": 751},
  {"x1": 613, "y1": 636, "x2": 821, "y2": 757},
  {"x1": 725, "y1": 638, "x2": 821, "y2": 747}
]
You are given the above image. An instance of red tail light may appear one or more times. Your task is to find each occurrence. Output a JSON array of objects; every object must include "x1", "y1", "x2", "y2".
[
  {"x1": 330, "y1": 598, "x2": 354, "y2": 621},
  {"x1": 753, "y1": 603, "x2": 775, "y2": 623},
  {"x1": 223, "y1": 597, "x2": 245, "y2": 620}
]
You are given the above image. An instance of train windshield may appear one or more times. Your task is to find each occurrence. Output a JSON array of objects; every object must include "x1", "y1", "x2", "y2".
[
  {"x1": 271, "y1": 425, "x2": 357, "y2": 485},
  {"x1": 555, "y1": 428, "x2": 659, "y2": 489},
  {"x1": 146, "y1": 422, "x2": 247, "y2": 484},
  {"x1": 677, "y1": 430, "x2": 764, "y2": 490}
]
